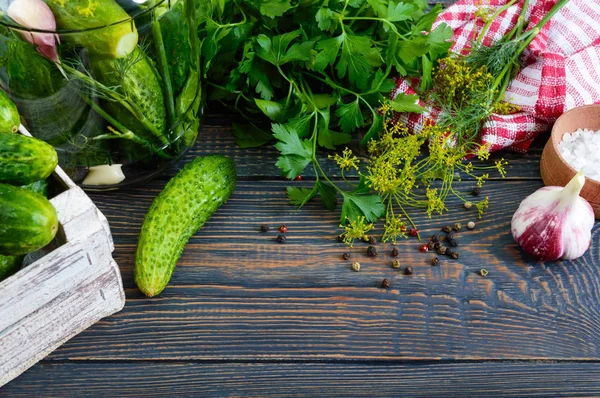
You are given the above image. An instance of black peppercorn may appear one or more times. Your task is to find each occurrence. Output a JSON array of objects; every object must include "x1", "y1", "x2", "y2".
[
  {"x1": 369, "y1": 236, "x2": 377, "y2": 245},
  {"x1": 431, "y1": 257, "x2": 439, "y2": 266},
  {"x1": 472, "y1": 187, "x2": 481, "y2": 196},
  {"x1": 276, "y1": 234, "x2": 286, "y2": 243},
  {"x1": 431, "y1": 233, "x2": 441, "y2": 243},
  {"x1": 433, "y1": 242, "x2": 441, "y2": 250},
  {"x1": 437, "y1": 245, "x2": 447, "y2": 255},
  {"x1": 381, "y1": 278, "x2": 391, "y2": 288},
  {"x1": 367, "y1": 245, "x2": 378, "y2": 257},
  {"x1": 453, "y1": 222, "x2": 462, "y2": 232},
  {"x1": 427, "y1": 241, "x2": 436, "y2": 250},
  {"x1": 342, "y1": 252, "x2": 351, "y2": 261},
  {"x1": 442, "y1": 225, "x2": 452, "y2": 233},
  {"x1": 448, "y1": 238, "x2": 459, "y2": 247},
  {"x1": 391, "y1": 247, "x2": 400, "y2": 257},
  {"x1": 404, "y1": 266, "x2": 414, "y2": 275},
  {"x1": 451, "y1": 251, "x2": 460, "y2": 259},
  {"x1": 446, "y1": 231, "x2": 455, "y2": 240},
  {"x1": 260, "y1": 224, "x2": 270, "y2": 232}
]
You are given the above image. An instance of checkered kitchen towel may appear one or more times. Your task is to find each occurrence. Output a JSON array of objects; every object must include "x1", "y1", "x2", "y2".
[{"x1": 392, "y1": 0, "x2": 600, "y2": 153}]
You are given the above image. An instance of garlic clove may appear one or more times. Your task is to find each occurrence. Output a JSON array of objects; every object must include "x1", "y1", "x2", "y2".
[
  {"x1": 511, "y1": 172, "x2": 594, "y2": 261},
  {"x1": 83, "y1": 164, "x2": 126, "y2": 186}
]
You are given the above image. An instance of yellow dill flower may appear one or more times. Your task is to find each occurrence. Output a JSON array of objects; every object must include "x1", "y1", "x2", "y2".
[
  {"x1": 464, "y1": 162, "x2": 474, "y2": 173},
  {"x1": 365, "y1": 156, "x2": 400, "y2": 194},
  {"x1": 329, "y1": 147, "x2": 359, "y2": 171},
  {"x1": 475, "y1": 196, "x2": 489, "y2": 218},
  {"x1": 425, "y1": 187, "x2": 448, "y2": 218},
  {"x1": 381, "y1": 215, "x2": 407, "y2": 244},
  {"x1": 493, "y1": 101, "x2": 521, "y2": 115},
  {"x1": 476, "y1": 143, "x2": 492, "y2": 160},
  {"x1": 476, "y1": 173, "x2": 489, "y2": 187},
  {"x1": 495, "y1": 158, "x2": 508, "y2": 178},
  {"x1": 340, "y1": 216, "x2": 374, "y2": 247}
]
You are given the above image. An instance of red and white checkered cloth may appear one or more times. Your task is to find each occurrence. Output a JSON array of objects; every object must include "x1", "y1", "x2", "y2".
[{"x1": 392, "y1": 0, "x2": 600, "y2": 153}]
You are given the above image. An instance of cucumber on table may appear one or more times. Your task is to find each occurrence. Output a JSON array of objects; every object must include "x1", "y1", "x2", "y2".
[
  {"x1": 134, "y1": 155, "x2": 237, "y2": 297},
  {"x1": 0, "y1": 134, "x2": 58, "y2": 185},
  {"x1": 43, "y1": 0, "x2": 138, "y2": 58},
  {"x1": 0, "y1": 89, "x2": 20, "y2": 133},
  {"x1": 89, "y1": 47, "x2": 168, "y2": 146},
  {"x1": 0, "y1": 184, "x2": 58, "y2": 256},
  {"x1": 0, "y1": 254, "x2": 21, "y2": 282}
]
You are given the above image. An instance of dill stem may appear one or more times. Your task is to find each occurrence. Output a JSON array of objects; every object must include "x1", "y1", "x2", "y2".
[
  {"x1": 475, "y1": 0, "x2": 519, "y2": 47},
  {"x1": 152, "y1": 11, "x2": 176, "y2": 129}
]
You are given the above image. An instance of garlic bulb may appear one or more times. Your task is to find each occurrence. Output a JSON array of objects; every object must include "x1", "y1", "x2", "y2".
[{"x1": 511, "y1": 172, "x2": 594, "y2": 261}]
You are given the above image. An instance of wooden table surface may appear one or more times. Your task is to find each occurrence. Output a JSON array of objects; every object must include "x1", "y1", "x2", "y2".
[{"x1": 2, "y1": 110, "x2": 600, "y2": 396}]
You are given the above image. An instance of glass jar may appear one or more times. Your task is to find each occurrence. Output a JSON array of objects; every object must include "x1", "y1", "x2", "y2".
[{"x1": 0, "y1": 0, "x2": 202, "y2": 190}]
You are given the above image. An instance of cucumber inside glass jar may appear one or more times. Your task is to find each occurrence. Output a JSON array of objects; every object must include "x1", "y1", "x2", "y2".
[{"x1": 0, "y1": 0, "x2": 202, "y2": 190}]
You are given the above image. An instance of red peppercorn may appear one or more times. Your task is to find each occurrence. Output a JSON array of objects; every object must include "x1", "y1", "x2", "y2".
[
  {"x1": 295, "y1": 175, "x2": 303, "y2": 181},
  {"x1": 409, "y1": 228, "x2": 419, "y2": 237},
  {"x1": 278, "y1": 225, "x2": 288, "y2": 233},
  {"x1": 419, "y1": 244, "x2": 429, "y2": 253}
]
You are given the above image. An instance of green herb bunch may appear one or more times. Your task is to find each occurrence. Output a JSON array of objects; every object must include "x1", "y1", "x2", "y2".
[{"x1": 199, "y1": 0, "x2": 453, "y2": 222}]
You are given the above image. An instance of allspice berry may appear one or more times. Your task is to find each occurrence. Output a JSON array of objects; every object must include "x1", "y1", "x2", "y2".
[
  {"x1": 437, "y1": 245, "x2": 447, "y2": 255},
  {"x1": 392, "y1": 259, "x2": 401, "y2": 269},
  {"x1": 366, "y1": 245, "x2": 378, "y2": 257},
  {"x1": 442, "y1": 225, "x2": 452, "y2": 233},
  {"x1": 351, "y1": 262, "x2": 361, "y2": 272},
  {"x1": 391, "y1": 247, "x2": 400, "y2": 257},
  {"x1": 431, "y1": 257, "x2": 439, "y2": 266},
  {"x1": 404, "y1": 266, "x2": 414, "y2": 275},
  {"x1": 381, "y1": 278, "x2": 391, "y2": 288},
  {"x1": 369, "y1": 236, "x2": 377, "y2": 245},
  {"x1": 453, "y1": 222, "x2": 462, "y2": 232},
  {"x1": 342, "y1": 252, "x2": 351, "y2": 261}
]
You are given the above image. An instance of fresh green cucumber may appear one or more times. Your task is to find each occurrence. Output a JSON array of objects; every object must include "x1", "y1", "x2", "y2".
[
  {"x1": 0, "y1": 254, "x2": 21, "y2": 281},
  {"x1": 22, "y1": 180, "x2": 49, "y2": 197},
  {"x1": 0, "y1": 183, "x2": 58, "y2": 256},
  {"x1": 134, "y1": 155, "x2": 236, "y2": 297},
  {"x1": 0, "y1": 134, "x2": 58, "y2": 185},
  {"x1": 89, "y1": 47, "x2": 168, "y2": 145},
  {"x1": 0, "y1": 89, "x2": 20, "y2": 133},
  {"x1": 43, "y1": 0, "x2": 138, "y2": 58}
]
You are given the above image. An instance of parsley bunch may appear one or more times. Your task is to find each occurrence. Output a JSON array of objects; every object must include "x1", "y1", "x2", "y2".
[{"x1": 198, "y1": 0, "x2": 452, "y2": 223}]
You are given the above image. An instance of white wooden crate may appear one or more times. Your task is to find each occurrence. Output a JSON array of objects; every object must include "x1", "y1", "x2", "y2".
[{"x1": 0, "y1": 129, "x2": 125, "y2": 386}]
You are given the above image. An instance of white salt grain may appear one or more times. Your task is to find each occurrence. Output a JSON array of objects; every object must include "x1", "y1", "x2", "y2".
[{"x1": 558, "y1": 128, "x2": 600, "y2": 182}]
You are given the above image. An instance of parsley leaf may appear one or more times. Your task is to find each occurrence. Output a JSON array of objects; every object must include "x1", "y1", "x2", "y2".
[
  {"x1": 273, "y1": 123, "x2": 313, "y2": 158},
  {"x1": 254, "y1": 98, "x2": 284, "y2": 120},
  {"x1": 336, "y1": 33, "x2": 380, "y2": 90},
  {"x1": 317, "y1": 182, "x2": 337, "y2": 210},
  {"x1": 255, "y1": 30, "x2": 314, "y2": 66},
  {"x1": 232, "y1": 123, "x2": 272, "y2": 148},
  {"x1": 341, "y1": 192, "x2": 385, "y2": 223},
  {"x1": 335, "y1": 98, "x2": 365, "y2": 134},
  {"x1": 287, "y1": 186, "x2": 317, "y2": 206},
  {"x1": 390, "y1": 93, "x2": 425, "y2": 113},
  {"x1": 260, "y1": 0, "x2": 293, "y2": 18}
]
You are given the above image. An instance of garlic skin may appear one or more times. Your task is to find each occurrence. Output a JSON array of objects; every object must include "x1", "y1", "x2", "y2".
[{"x1": 511, "y1": 172, "x2": 594, "y2": 261}]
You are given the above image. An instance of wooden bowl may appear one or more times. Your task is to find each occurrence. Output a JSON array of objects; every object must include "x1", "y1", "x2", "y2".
[{"x1": 540, "y1": 104, "x2": 600, "y2": 218}]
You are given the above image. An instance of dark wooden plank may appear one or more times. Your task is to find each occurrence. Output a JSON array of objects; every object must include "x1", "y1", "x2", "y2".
[
  {"x1": 4, "y1": 361, "x2": 600, "y2": 397},
  {"x1": 44, "y1": 179, "x2": 600, "y2": 361},
  {"x1": 174, "y1": 124, "x2": 547, "y2": 180}
]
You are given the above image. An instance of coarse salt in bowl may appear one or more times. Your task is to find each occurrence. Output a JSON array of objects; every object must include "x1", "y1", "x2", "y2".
[{"x1": 540, "y1": 104, "x2": 600, "y2": 218}]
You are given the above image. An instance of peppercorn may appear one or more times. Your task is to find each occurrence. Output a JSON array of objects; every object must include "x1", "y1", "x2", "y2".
[
  {"x1": 278, "y1": 225, "x2": 288, "y2": 233},
  {"x1": 467, "y1": 221, "x2": 476, "y2": 230},
  {"x1": 431, "y1": 257, "x2": 439, "y2": 266},
  {"x1": 295, "y1": 175, "x2": 303, "y2": 181},
  {"x1": 427, "y1": 241, "x2": 436, "y2": 250},
  {"x1": 431, "y1": 233, "x2": 441, "y2": 243},
  {"x1": 342, "y1": 252, "x2": 351, "y2": 261},
  {"x1": 447, "y1": 250, "x2": 459, "y2": 259},
  {"x1": 392, "y1": 259, "x2": 401, "y2": 269},
  {"x1": 419, "y1": 244, "x2": 429, "y2": 253},
  {"x1": 446, "y1": 231, "x2": 456, "y2": 240},
  {"x1": 260, "y1": 224, "x2": 270, "y2": 232},
  {"x1": 442, "y1": 225, "x2": 452, "y2": 233},
  {"x1": 448, "y1": 238, "x2": 459, "y2": 247},
  {"x1": 409, "y1": 228, "x2": 419, "y2": 237},
  {"x1": 369, "y1": 236, "x2": 377, "y2": 245},
  {"x1": 472, "y1": 187, "x2": 481, "y2": 196},
  {"x1": 367, "y1": 245, "x2": 378, "y2": 257},
  {"x1": 381, "y1": 278, "x2": 391, "y2": 288},
  {"x1": 276, "y1": 234, "x2": 286, "y2": 243},
  {"x1": 464, "y1": 201, "x2": 473, "y2": 209},
  {"x1": 404, "y1": 266, "x2": 414, "y2": 275},
  {"x1": 453, "y1": 222, "x2": 462, "y2": 232},
  {"x1": 437, "y1": 245, "x2": 447, "y2": 255},
  {"x1": 351, "y1": 262, "x2": 361, "y2": 272},
  {"x1": 479, "y1": 269, "x2": 488, "y2": 277},
  {"x1": 391, "y1": 247, "x2": 400, "y2": 257},
  {"x1": 433, "y1": 242, "x2": 441, "y2": 250}
]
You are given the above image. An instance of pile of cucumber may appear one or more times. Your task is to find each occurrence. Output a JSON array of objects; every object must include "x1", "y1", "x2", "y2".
[{"x1": 0, "y1": 94, "x2": 59, "y2": 281}]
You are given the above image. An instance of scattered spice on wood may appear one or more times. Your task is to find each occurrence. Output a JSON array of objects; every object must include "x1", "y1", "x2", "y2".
[
  {"x1": 391, "y1": 247, "x2": 400, "y2": 257},
  {"x1": 404, "y1": 266, "x2": 414, "y2": 275},
  {"x1": 276, "y1": 234, "x2": 287, "y2": 243},
  {"x1": 419, "y1": 244, "x2": 429, "y2": 253},
  {"x1": 467, "y1": 221, "x2": 476, "y2": 230},
  {"x1": 342, "y1": 252, "x2": 351, "y2": 261},
  {"x1": 442, "y1": 225, "x2": 452, "y2": 233},
  {"x1": 448, "y1": 250, "x2": 459, "y2": 259},
  {"x1": 472, "y1": 187, "x2": 481, "y2": 196},
  {"x1": 427, "y1": 241, "x2": 436, "y2": 250},
  {"x1": 431, "y1": 257, "x2": 439, "y2": 266},
  {"x1": 453, "y1": 222, "x2": 462, "y2": 232},
  {"x1": 479, "y1": 269, "x2": 488, "y2": 277},
  {"x1": 367, "y1": 246, "x2": 379, "y2": 257},
  {"x1": 351, "y1": 262, "x2": 361, "y2": 272},
  {"x1": 430, "y1": 233, "x2": 441, "y2": 243},
  {"x1": 437, "y1": 245, "x2": 447, "y2": 255},
  {"x1": 446, "y1": 232, "x2": 456, "y2": 240},
  {"x1": 278, "y1": 225, "x2": 288, "y2": 233},
  {"x1": 433, "y1": 242, "x2": 441, "y2": 250},
  {"x1": 369, "y1": 236, "x2": 377, "y2": 245},
  {"x1": 392, "y1": 259, "x2": 401, "y2": 269},
  {"x1": 409, "y1": 228, "x2": 419, "y2": 237},
  {"x1": 381, "y1": 278, "x2": 391, "y2": 288},
  {"x1": 464, "y1": 201, "x2": 473, "y2": 209},
  {"x1": 448, "y1": 238, "x2": 459, "y2": 247},
  {"x1": 259, "y1": 224, "x2": 270, "y2": 232}
]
